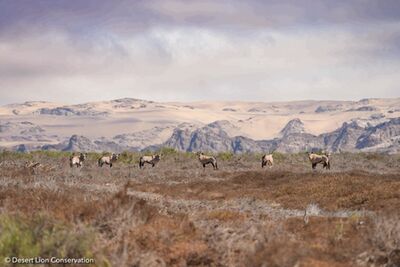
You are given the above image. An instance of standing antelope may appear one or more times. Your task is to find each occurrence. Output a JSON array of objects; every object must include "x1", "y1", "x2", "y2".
[
  {"x1": 261, "y1": 154, "x2": 274, "y2": 168},
  {"x1": 69, "y1": 153, "x2": 87, "y2": 168},
  {"x1": 197, "y1": 152, "x2": 218, "y2": 170},
  {"x1": 308, "y1": 152, "x2": 330, "y2": 170},
  {"x1": 98, "y1": 153, "x2": 120, "y2": 168},
  {"x1": 139, "y1": 154, "x2": 161, "y2": 169}
]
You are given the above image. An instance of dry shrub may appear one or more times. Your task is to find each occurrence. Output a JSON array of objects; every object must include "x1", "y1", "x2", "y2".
[
  {"x1": 355, "y1": 214, "x2": 400, "y2": 267},
  {"x1": 89, "y1": 185, "x2": 214, "y2": 266},
  {"x1": 133, "y1": 169, "x2": 400, "y2": 212},
  {"x1": 206, "y1": 210, "x2": 248, "y2": 222},
  {"x1": 0, "y1": 152, "x2": 399, "y2": 266},
  {"x1": 187, "y1": 217, "x2": 293, "y2": 267},
  {"x1": 371, "y1": 214, "x2": 400, "y2": 252},
  {"x1": 0, "y1": 186, "x2": 101, "y2": 222}
]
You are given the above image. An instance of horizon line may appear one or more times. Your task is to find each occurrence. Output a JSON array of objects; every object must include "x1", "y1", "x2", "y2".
[{"x1": 2, "y1": 96, "x2": 400, "y2": 106}]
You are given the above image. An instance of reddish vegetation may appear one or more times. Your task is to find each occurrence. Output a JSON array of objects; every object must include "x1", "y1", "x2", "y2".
[
  {"x1": 0, "y1": 152, "x2": 399, "y2": 266},
  {"x1": 131, "y1": 170, "x2": 400, "y2": 212}
]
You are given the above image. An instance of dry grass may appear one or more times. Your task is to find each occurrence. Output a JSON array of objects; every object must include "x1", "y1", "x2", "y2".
[
  {"x1": 205, "y1": 210, "x2": 249, "y2": 222},
  {"x1": 0, "y1": 151, "x2": 399, "y2": 266},
  {"x1": 131, "y1": 170, "x2": 400, "y2": 212}
]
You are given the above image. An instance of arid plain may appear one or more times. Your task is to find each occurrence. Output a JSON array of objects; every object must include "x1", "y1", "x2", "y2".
[{"x1": 1, "y1": 151, "x2": 399, "y2": 267}]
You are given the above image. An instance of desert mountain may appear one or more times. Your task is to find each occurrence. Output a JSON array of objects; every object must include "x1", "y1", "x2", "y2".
[
  {"x1": 0, "y1": 98, "x2": 399, "y2": 153},
  {"x1": 279, "y1": 118, "x2": 305, "y2": 137}
]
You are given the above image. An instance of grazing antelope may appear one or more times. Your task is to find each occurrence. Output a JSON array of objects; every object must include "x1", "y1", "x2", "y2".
[
  {"x1": 24, "y1": 161, "x2": 41, "y2": 175},
  {"x1": 25, "y1": 161, "x2": 41, "y2": 169},
  {"x1": 261, "y1": 154, "x2": 274, "y2": 168},
  {"x1": 69, "y1": 153, "x2": 87, "y2": 168},
  {"x1": 197, "y1": 152, "x2": 218, "y2": 170},
  {"x1": 98, "y1": 153, "x2": 120, "y2": 168},
  {"x1": 139, "y1": 154, "x2": 161, "y2": 169},
  {"x1": 308, "y1": 152, "x2": 330, "y2": 170}
]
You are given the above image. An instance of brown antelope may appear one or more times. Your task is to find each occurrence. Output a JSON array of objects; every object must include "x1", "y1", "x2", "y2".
[
  {"x1": 139, "y1": 154, "x2": 161, "y2": 168},
  {"x1": 69, "y1": 153, "x2": 87, "y2": 168},
  {"x1": 197, "y1": 152, "x2": 218, "y2": 170},
  {"x1": 308, "y1": 152, "x2": 330, "y2": 170},
  {"x1": 261, "y1": 154, "x2": 274, "y2": 168},
  {"x1": 98, "y1": 153, "x2": 120, "y2": 168}
]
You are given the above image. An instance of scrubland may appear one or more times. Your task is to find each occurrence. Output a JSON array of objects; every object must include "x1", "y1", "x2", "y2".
[{"x1": 0, "y1": 150, "x2": 399, "y2": 267}]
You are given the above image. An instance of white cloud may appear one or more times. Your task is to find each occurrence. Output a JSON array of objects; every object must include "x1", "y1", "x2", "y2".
[{"x1": 0, "y1": 21, "x2": 399, "y2": 104}]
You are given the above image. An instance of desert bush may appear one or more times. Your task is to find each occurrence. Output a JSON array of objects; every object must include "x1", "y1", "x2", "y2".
[
  {"x1": 0, "y1": 215, "x2": 40, "y2": 259},
  {"x1": 271, "y1": 152, "x2": 286, "y2": 162},
  {"x1": 233, "y1": 152, "x2": 262, "y2": 163},
  {"x1": 0, "y1": 151, "x2": 33, "y2": 161},
  {"x1": 159, "y1": 147, "x2": 178, "y2": 156},
  {"x1": 0, "y1": 214, "x2": 95, "y2": 260},
  {"x1": 86, "y1": 152, "x2": 102, "y2": 162},
  {"x1": 30, "y1": 150, "x2": 70, "y2": 159},
  {"x1": 118, "y1": 151, "x2": 138, "y2": 165},
  {"x1": 217, "y1": 151, "x2": 234, "y2": 161},
  {"x1": 252, "y1": 152, "x2": 265, "y2": 160},
  {"x1": 372, "y1": 214, "x2": 400, "y2": 252},
  {"x1": 180, "y1": 151, "x2": 197, "y2": 160},
  {"x1": 205, "y1": 210, "x2": 247, "y2": 222}
]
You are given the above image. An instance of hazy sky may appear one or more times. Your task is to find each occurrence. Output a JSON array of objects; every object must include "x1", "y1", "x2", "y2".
[{"x1": 0, "y1": 0, "x2": 399, "y2": 104}]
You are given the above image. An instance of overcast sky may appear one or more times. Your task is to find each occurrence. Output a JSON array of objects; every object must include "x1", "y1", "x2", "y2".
[{"x1": 0, "y1": 0, "x2": 399, "y2": 104}]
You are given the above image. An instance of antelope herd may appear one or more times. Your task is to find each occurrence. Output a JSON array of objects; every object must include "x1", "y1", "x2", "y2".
[{"x1": 66, "y1": 151, "x2": 332, "y2": 171}]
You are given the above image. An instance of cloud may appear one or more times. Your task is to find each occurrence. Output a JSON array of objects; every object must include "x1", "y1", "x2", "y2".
[
  {"x1": 0, "y1": 1, "x2": 399, "y2": 104},
  {"x1": 2, "y1": 0, "x2": 400, "y2": 36}
]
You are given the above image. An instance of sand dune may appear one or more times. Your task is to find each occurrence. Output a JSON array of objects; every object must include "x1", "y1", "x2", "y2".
[{"x1": 0, "y1": 97, "x2": 399, "y2": 149}]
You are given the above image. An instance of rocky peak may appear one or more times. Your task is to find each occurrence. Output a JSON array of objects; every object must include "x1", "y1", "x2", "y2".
[
  {"x1": 63, "y1": 135, "x2": 96, "y2": 152},
  {"x1": 356, "y1": 118, "x2": 400, "y2": 150},
  {"x1": 279, "y1": 118, "x2": 305, "y2": 137}
]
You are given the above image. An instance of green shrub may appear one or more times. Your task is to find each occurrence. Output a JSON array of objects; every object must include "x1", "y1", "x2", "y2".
[
  {"x1": 159, "y1": 147, "x2": 178, "y2": 156},
  {"x1": 0, "y1": 215, "x2": 40, "y2": 259},
  {"x1": 271, "y1": 152, "x2": 286, "y2": 162},
  {"x1": 0, "y1": 214, "x2": 95, "y2": 261},
  {"x1": 217, "y1": 152, "x2": 234, "y2": 161},
  {"x1": 30, "y1": 150, "x2": 70, "y2": 159},
  {"x1": 119, "y1": 151, "x2": 140, "y2": 164},
  {"x1": 181, "y1": 151, "x2": 197, "y2": 159},
  {"x1": 86, "y1": 152, "x2": 102, "y2": 162},
  {"x1": 0, "y1": 151, "x2": 33, "y2": 161}
]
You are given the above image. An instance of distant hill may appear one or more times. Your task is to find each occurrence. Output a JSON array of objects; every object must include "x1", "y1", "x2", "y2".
[{"x1": 0, "y1": 97, "x2": 399, "y2": 153}]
